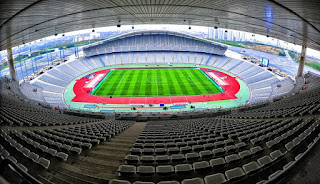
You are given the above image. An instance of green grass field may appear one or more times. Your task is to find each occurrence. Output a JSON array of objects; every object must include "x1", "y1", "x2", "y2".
[{"x1": 91, "y1": 68, "x2": 223, "y2": 97}]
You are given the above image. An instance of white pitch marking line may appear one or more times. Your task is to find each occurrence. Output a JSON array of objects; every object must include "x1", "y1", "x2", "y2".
[
  {"x1": 109, "y1": 71, "x2": 126, "y2": 96},
  {"x1": 186, "y1": 72, "x2": 201, "y2": 88},
  {"x1": 95, "y1": 73, "x2": 111, "y2": 95}
]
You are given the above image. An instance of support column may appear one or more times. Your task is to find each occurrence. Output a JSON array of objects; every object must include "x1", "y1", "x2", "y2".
[
  {"x1": 7, "y1": 48, "x2": 17, "y2": 81},
  {"x1": 297, "y1": 45, "x2": 307, "y2": 77}
]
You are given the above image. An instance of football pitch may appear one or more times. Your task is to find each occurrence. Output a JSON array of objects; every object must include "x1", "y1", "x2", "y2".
[{"x1": 91, "y1": 68, "x2": 223, "y2": 97}]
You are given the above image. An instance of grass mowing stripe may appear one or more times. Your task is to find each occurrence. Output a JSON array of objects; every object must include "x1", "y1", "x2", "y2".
[
  {"x1": 167, "y1": 69, "x2": 180, "y2": 95},
  {"x1": 144, "y1": 70, "x2": 152, "y2": 96},
  {"x1": 157, "y1": 70, "x2": 164, "y2": 95},
  {"x1": 161, "y1": 69, "x2": 174, "y2": 95},
  {"x1": 190, "y1": 69, "x2": 216, "y2": 94},
  {"x1": 102, "y1": 70, "x2": 125, "y2": 95},
  {"x1": 190, "y1": 70, "x2": 217, "y2": 94},
  {"x1": 118, "y1": 70, "x2": 134, "y2": 96},
  {"x1": 165, "y1": 69, "x2": 177, "y2": 95},
  {"x1": 138, "y1": 69, "x2": 148, "y2": 96},
  {"x1": 173, "y1": 69, "x2": 190, "y2": 95},
  {"x1": 106, "y1": 70, "x2": 124, "y2": 94},
  {"x1": 133, "y1": 70, "x2": 144, "y2": 96},
  {"x1": 122, "y1": 69, "x2": 136, "y2": 96},
  {"x1": 150, "y1": 70, "x2": 157, "y2": 96},
  {"x1": 180, "y1": 69, "x2": 201, "y2": 95},
  {"x1": 126, "y1": 69, "x2": 136, "y2": 96},
  {"x1": 177, "y1": 69, "x2": 197, "y2": 95}
]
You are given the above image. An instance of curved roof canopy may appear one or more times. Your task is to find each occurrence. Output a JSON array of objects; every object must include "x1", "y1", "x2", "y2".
[
  {"x1": 82, "y1": 30, "x2": 228, "y2": 57},
  {"x1": 1, "y1": 0, "x2": 320, "y2": 51}
]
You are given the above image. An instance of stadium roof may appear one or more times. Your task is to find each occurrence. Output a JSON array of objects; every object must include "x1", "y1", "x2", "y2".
[
  {"x1": 82, "y1": 30, "x2": 228, "y2": 49},
  {"x1": 1, "y1": 0, "x2": 320, "y2": 51}
]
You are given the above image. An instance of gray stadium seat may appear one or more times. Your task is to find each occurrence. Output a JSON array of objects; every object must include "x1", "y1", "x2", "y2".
[
  {"x1": 140, "y1": 155, "x2": 155, "y2": 164},
  {"x1": 192, "y1": 145, "x2": 204, "y2": 152},
  {"x1": 157, "y1": 181, "x2": 179, "y2": 184},
  {"x1": 61, "y1": 144, "x2": 71, "y2": 152},
  {"x1": 137, "y1": 166, "x2": 155, "y2": 176},
  {"x1": 133, "y1": 182, "x2": 155, "y2": 184},
  {"x1": 130, "y1": 148, "x2": 142, "y2": 155},
  {"x1": 46, "y1": 148, "x2": 57, "y2": 156},
  {"x1": 242, "y1": 161, "x2": 260, "y2": 176},
  {"x1": 8, "y1": 156, "x2": 17, "y2": 164},
  {"x1": 238, "y1": 150, "x2": 252, "y2": 159},
  {"x1": 186, "y1": 152, "x2": 200, "y2": 161},
  {"x1": 199, "y1": 150, "x2": 213, "y2": 160},
  {"x1": 225, "y1": 167, "x2": 245, "y2": 182},
  {"x1": 70, "y1": 147, "x2": 82, "y2": 155},
  {"x1": 175, "y1": 164, "x2": 193, "y2": 174},
  {"x1": 28, "y1": 152, "x2": 39, "y2": 162},
  {"x1": 155, "y1": 148, "x2": 167, "y2": 155},
  {"x1": 171, "y1": 154, "x2": 185, "y2": 162},
  {"x1": 168, "y1": 147, "x2": 180, "y2": 154},
  {"x1": 141, "y1": 148, "x2": 154, "y2": 155},
  {"x1": 214, "y1": 141, "x2": 225, "y2": 148},
  {"x1": 109, "y1": 179, "x2": 131, "y2": 184},
  {"x1": 212, "y1": 148, "x2": 225, "y2": 156},
  {"x1": 125, "y1": 155, "x2": 139, "y2": 165},
  {"x1": 266, "y1": 140, "x2": 277, "y2": 148},
  {"x1": 270, "y1": 150, "x2": 284, "y2": 160},
  {"x1": 203, "y1": 143, "x2": 214, "y2": 150},
  {"x1": 209, "y1": 158, "x2": 226, "y2": 168},
  {"x1": 37, "y1": 157, "x2": 50, "y2": 170},
  {"x1": 224, "y1": 145, "x2": 237, "y2": 153},
  {"x1": 204, "y1": 173, "x2": 227, "y2": 184},
  {"x1": 193, "y1": 161, "x2": 211, "y2": 173},
  {"x1": 56, "y1": 152, "x2": 68, "y2": 161},
  {"x1": 235, "y1": 142, "x2": 247, "y2": 150},
  {"x1": 250, "y1": 146, "x2": 263, "y2": 155},
  {"x1": 20, "y1": 148, "x2": 30, "y2": 156},
  {"x1": 156, "y1": 155, "x2": 170, "y2": 164},
  {"x1": 181, "y1": 177, "x2": 204, "y2": 184},
  {"x1": 180, "y1": 146, "x2": 192, "y2": 153},
  {"x1": 258, "y1": 156, "x2": 273, "y2": 167},
  {"x1": 225, "y1": 154, "x2": 240, "y2": 164},
  {"x1": 118, "y1": 165, "x2": 136, "y2": 176},
  {"x1": 156, "y1": 165, "x2": 174, "y2": 175},
  {"x1": 285, "y1": 142, "x2": 296, "y2": 152}
]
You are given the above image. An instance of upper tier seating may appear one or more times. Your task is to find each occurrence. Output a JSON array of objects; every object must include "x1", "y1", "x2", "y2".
[{"x1": 83, "y1": 31, "x2": 227, "y2": 57}]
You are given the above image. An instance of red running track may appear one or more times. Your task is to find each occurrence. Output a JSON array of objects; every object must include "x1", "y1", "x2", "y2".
[{"x1": 71, "y1": 67, "x2": 240, "y2": 105}]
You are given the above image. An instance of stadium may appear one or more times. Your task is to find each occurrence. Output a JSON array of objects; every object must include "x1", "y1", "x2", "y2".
[{"x1": 0, "y1": 1, "x2": 320, "y2": 184}]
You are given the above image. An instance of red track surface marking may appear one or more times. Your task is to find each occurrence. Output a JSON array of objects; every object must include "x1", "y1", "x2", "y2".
[{"x1": 71, "y1": 67, "x2": 240, "y2": 104}]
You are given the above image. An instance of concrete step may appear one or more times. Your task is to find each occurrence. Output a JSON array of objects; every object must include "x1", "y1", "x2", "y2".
[{"x1": 52, "y1": 122, "x2": 147, "y2": 182}]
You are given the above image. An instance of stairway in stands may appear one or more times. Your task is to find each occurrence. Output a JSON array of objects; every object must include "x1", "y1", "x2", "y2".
[{"x1": 38, "y1": 122, "x2": 147, "y2": 184}]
